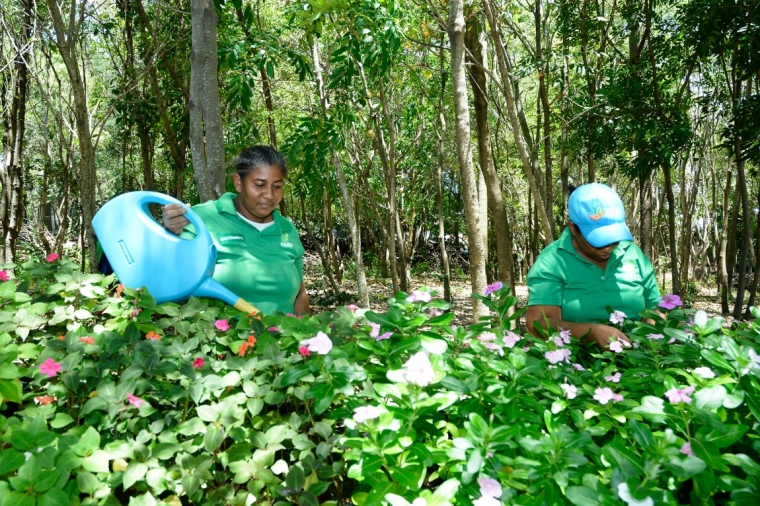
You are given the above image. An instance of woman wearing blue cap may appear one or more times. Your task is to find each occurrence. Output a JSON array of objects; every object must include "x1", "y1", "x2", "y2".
[{"x1": 525, "y1": 183, "x2": 660, "y2": 348}]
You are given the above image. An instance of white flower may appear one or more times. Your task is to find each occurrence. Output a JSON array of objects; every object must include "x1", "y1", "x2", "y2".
[
  {"x1": 477, "y1": 477, "x2": 502, "y2": 498},
  {"x1": 561, "y1": 383, "x2": 577, "y2": 399},
  {"x1": 301, "y1": 331, "x2": 333, "y2": 355},
  {"x1": 617, "y1": 483, "x2": 654, "y2": 506},
  {"x1": 412, "y1": 499, "x2": 426, "y2": 506},
  {"x1": 694, "y1": 310, "x2": 708, "y2": 328},
  {"x1": 473, "y1": 496, "x2": 501, "y2": 506},
  {"x1": 477, "y1": 332, "x2": 497, "y2": 342},
  {"x1": 353, "y1": 405, "x2": 383, "y2": 423},
  {"x1": 692, "y1": 367, "x2": 715, "y2": 379},
  {"x1": 402, "y1": 352, "x2": 435, "y2": 386}
]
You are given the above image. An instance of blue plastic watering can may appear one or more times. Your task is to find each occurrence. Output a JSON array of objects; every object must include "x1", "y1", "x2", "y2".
[{"x1": 92, "y1": 191, "x2": 258, "y2": 313}]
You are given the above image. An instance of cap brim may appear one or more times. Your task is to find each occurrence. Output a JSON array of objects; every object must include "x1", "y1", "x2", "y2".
[{"x1": 580, "y1": 222, "x2": 633, "y2": 248}]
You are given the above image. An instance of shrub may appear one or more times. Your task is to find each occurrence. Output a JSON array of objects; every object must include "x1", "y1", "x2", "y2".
[{"x1": 0, "y1": 260, "x2": 759, "y2": 505}]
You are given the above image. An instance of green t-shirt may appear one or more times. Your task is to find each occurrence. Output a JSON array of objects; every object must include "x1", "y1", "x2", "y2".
[
  {"x1": 181, "y1": 193, "x2": 305, "y2": 314},
  {"x1": 527, "y1": 228, "x2": 659, "y2": 322}
]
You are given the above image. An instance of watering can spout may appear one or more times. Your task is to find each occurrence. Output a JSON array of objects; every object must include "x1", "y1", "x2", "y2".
[{"x1": 192, "y1": 278, "x2": 258, "y2": 314}]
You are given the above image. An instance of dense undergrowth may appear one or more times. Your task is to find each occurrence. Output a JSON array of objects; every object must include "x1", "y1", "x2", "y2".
[{"x1": 1, "y1": 257, "x2": 760, "y2": 506}]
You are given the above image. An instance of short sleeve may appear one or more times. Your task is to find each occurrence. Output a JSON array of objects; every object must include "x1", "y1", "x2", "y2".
[
  {"x1": 179, "y1": 224, "x2": 198, "y2": 240},
  {"x1": 526, "y1": 258, "x2": 564, "y2": 307}
]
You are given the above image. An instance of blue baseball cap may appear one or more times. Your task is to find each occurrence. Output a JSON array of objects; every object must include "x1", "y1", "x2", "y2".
[{"x1": 568, "y1": 183, "x2": 633, "y2": 247}]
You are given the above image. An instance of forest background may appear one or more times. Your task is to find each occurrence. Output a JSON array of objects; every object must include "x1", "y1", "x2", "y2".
[{"x1": 1, "y1": 0, "x2": 759, "y2": 322}]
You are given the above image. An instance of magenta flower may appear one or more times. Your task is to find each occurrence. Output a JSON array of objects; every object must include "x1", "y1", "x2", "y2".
[
  {"x1": 483, "y1": 282, "x2": 503, "y2": 296},
  {"x1": 127, "y1": 393, "x2": 144, "y2": 408},
  {"x1": 214, "y1": 319, "x2": 230, "y2": 332},
  {"x1": 298, "y1": 346, "x2": 311, "y2": 357},
  {"x1": 406, "y1": 290, "x2": 432, "y2": 303},
  {"x1": 545, "y1": 349, "x2": 571, "y2": 364},
  {"x1": 659, "y1": 293, "x2": 683, "y2": 310},
  {"x1": 46, "y1": 253, "x2": 59, "y2": 263},
  {"x1": 665, "y1": 385, "x2": 695, "y2": 404},
  {"x1": 267, "y1": 326, "x2": 279, "y2": 332},
  {"x1": 192, "y1": 358, "x2": 204, "y2": 370},
  {"x1": 39, "y1": 358, "x2": 61, "y2": 378},
  {"x1": 377, "y1": 331, "x2": 392, "y2": 340},
  {"x1": 593, "y1": 387, "x2": 623, "y2": 404},
  {"x1": 605, "y1": 372, "x2": 622, "y2": 383},
  {"x1": 502, "y1": 331, "x2": 520, "y2": 348},
  {"x1": 0, "y1": 270, "x2": 8, "y2": 282},
  {"x1": 477, "y1": 477, "x2": 502, "y2": 498},
  {"x1": 680, "y1": 442, "x2": 696, "y2": 457},
  {"x1": 609, "y1": 310, "x2": 627, "y2": 325},
  {"x1": 561, "y1": 383, "x2": 577, "y2": 399},
  {"x1": 368, "y1": 322, "x2": 380, "y2": 338}
]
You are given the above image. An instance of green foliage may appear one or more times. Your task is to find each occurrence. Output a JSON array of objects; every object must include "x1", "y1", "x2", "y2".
[{"x1": 0, "y1": 260, "x2": 759, "y2": 505}]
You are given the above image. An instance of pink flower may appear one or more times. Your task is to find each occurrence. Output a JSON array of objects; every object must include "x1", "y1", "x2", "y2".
[
  {"x1": 477, "y1": 477, "x2": 502, "y2": 498},
  {"x1": 484, "y1": 282, "x2": 503, "y2": 296},
  {"x1": 593, "y1": 387, "x2": 623, "y2": 405},
  {"x1": 214, "y1": 319, "x2": 230, "y2": 332},
  {"x1": 559, "y1": 328, "x2": 572, "y2": 343},
  {"x1": 268, "y1": 326, "x2": 279, "y2": 332},
  {"x1": 477, "y1": 332, "x2": 497, "y2": 342},
  {"x1": 605, "y1": 372, "x2": 622, "y2": 383},
  {"x1": 561, "y1": 383, "x2": 577, "y2": 399},
  {"x1": 301, "y1": 331, "x2": 333, "y2": 355},
  {"x1": 665, "y1": 386, "x2": 695, "y2": 404},
  {"x1": 0, "y1": 270, "x2": 8, "y2": 281},
  {"x1": 368, "y1": 322, "x2": 381, "y2": 338},
  {"x1": 545, "y1": 349, "x2": 571, "y2": 364},
  {"x1": 192, "y1": 358, "x2": 204, "y2": 370},
  {"x1": 668, "y1": 337, "x2": 677, "y2": 344},
  {"x1": 39, "y1": 358, "x2": 61, "y2": 378},
  {"x1": 127, "y1": 393, "x2": 144, "y2": 408},
  {"x1": 406, "y1": 290, "x2": 432, "y2": 303},
  {"x1": 484, "y1": 342, "x2": 504, "y2": 356},
  {"x1": 377, "y1": 331, "x2": 392, "y2": 340},
  {"x1": 46, "y1": 253, "x2": 59, "y2": 262},
  {"x1": 572, "y1": 363, "x2": 586, "y2": 372},
  {"x1": 298, "y1": 346, "x2": 311, "y2": 357},
  {"x1": 660, "y1": 293, "x2": 683, "y2": 310},
  {"x1": 428, "y1": 309, "x2": 443, "y2": 317},
  {"x1": 609, "y1": 310, "x2": 627, "y2": 325},
  {"x1": 680, "y1": 442, "x2": 696, "y2": 457},
  {"x1": 609, "y1": 340, "x2": 624, "y2": 353},
  {"x1": 502, "y1": 331, "x2": 520, "y2": 348},
  {"x1": 553, "y1": 336, "x2": 565, "y2": 347},
  {"x1": 347, "y1": 304, "x2": 358, "y2": 312},
  {"x1": 647, "y1": 333, "x2": 665, "y2": 340}
]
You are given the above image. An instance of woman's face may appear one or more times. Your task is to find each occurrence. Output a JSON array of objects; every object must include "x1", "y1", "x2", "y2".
[
  {"x1": 233, "y1": 164, "x2": 285, "y2": 223},
  {"x1": 569, "y1": 223, "x2": 619, "y2": 264}
]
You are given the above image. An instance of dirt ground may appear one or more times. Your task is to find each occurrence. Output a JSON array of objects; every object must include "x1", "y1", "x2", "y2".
[{"x1": 304, "y1": 253, "x2": 741, "y2": 327}]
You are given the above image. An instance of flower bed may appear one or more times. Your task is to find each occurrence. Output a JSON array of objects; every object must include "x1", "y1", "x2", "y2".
[{"x1": 0, "y1": 259, "x2": 759, "y2": 506}]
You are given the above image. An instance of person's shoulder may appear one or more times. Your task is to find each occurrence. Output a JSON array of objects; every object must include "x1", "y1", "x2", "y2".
[{"x1": 274, "y1": 212, "x2": 299, "y2": 232}]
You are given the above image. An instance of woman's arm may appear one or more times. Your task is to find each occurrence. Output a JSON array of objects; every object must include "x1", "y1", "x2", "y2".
[
  {"x1": 294, "y1": 282, "x2": 310, "y2": 316},
  {"x1": 525, "y1": 305, "x2": 631, "y2": 348}
]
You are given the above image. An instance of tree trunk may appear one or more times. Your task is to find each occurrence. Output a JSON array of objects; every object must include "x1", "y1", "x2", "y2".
[
  {"x1": 733, "y1": 135, "x2": 751, "y2": 320},
  {"x1": 718, "y1": 165, "x2": 734, "y2": 314},
  {"x1": 435, "y1": 48, "x2": 452, "y2": 302},
  {"x1": 639, "y1": 172, "x2": 654, "y2": 259},
  {"x1": 464, "y1": 16, "x2": 515, "y2": 293},
  {"x1": 449, "y1": 0, "x2": 487, "y2": 320},
  {"x1": 45, "y1": 0, "x2": 98, "y2": 270},
  {"x1": 536, "y1": 0, "x2": 554, "y2": 235},
  {"x1": 189, "y1": 0, "x2": 226, "y2": 202},
  {"x1": 662, "y1": 160, "x2": 680, "y2": 295}
]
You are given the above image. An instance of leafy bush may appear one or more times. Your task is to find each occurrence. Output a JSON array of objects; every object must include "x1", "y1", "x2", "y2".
[{"x1": 1, "y1": 260, "x2": 760, "y2": 506}]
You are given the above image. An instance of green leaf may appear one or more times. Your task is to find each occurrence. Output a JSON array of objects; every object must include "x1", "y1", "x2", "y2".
[
  {"x1": 390, "y1": 463, "x2": 424, "y2": 490},
  {"x1": 196, "y1": 405, "x2": 218, "y2": 423},
  {"x1": 123, "y1": 462, "x2": 148, "y2": 490},
  {"x1": 298, "y1": 491, "x2": 318, "y2": 506},
  {"x1": 77, "y1": 472, "x2": 99, "y2": 495},
  {"x1": 34, "y1": 469, "x2": 60, "y2": 493},
  {"x1": 565, "y1": 486, "x2": 603, "y2": 506},
  {"x1": 177, "y1": 418, "x2": 206, "y2": 436},
  {"x1": 80, "y1": 397, "x2": 108, "y2": 415},
  {"x1": 426, "y1": 313, "x2": 455, "y2": 326},
  {"x1": 150, "y1": 443, "x2": 180, "y2": 460},
  {"x1": 695, "y1": 385, "x2": 727, "y2": 409},
  {"x1": 203, "y1": 428, "x2": 224, "y2": 453},
  {"x1": 81, "y1": 450, "x2": 109, "y2": 473},
  {"x1": 691, "y1": 437, "x2": 729, "y2": 472},
  {"x1": 0, "y1": 281, "x2": 17, "y2": 300},
  {"x1": 79, "y1": 427, "x2": 101, "y2": 451},
  {"x1": 50, "y1": 413, "x2": 74, "y2": 429},
  {"x1": 3, "y1": 491, "x2": 35, "y2": 506},
  {"x1": 629, "y1": 396, "x2": 667, "y2": 423},
  {"x1": 428, "y1": 478, "x2": 460, "y2": 506},
  {"x1": 286, "y1": 464, "x2": 305, "y2": 491},
  {"x1": 706, "y1": 424, "x2": 748, "y2": 449},
  {"x1": 273, "y1": 364, "x2": 312, "y2": 387},
  {"x1": 37, "y1": 489, "x2": 70, "y2": 506},
  {"x1": 0, "y1": 450, "x2": 25, "y2": 475},
  {"x1": 0, "y1": 380, "x2": 22, "y2": 403},
  {"x1": 701, "y1": 349, "x2": 733, "y2": 372}
]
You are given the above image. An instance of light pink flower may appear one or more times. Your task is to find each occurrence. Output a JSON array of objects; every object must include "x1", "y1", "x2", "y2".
[
  {"x1": 609, "y1": 340, "x2": 624, "y2": 353},
  {"x1": 553, "y1": 336, "x2": 565, "y2": 347},
  {"x1": 559, "y1": 328, "x2": 572, "y2": 343},
  {"x1": 484, "y1": 282, "x2": 503, "y2": 296},
  {"x1": 377, "y1": 332, "x2": 392, "y2": 340},
  {"x1": 609, "y1": 310, "x2": 627, "y2": 325},
  {"x1": 127, "y1": 393, "x2": 144, "y2": 408},
  {"x1": 680, "y1": 442, "x2": 696, "y2": 457},
  {"x1": 214, "y1": 319, "x2": 230, "y2": 332},
  {"x1": 502, "y1": 331, "x2": 520, "y2": 348},
  {"x1": 301, "y1": 331, "x2": 333, "y2": 355},
  {"x1": 39, "y1": 358, "x2": 61, "y2": 378},
  {"x1": 428, "y1": 309, "x2": 443, "y2": 317},
  {"x1": 665, "y1": 386, "x2": 695, "y2": 404},
  {"x1": 403, "y1": 352, "x2": 435, "y2": 386},
  {"x1": 347, "y1": 304, "x2": 358, "y2": 312},
  {"x1": 46, "y1": 253, "x2": 59, "y2": 262},
  {"x1": 668, "y1": 337, "x2": 677, "y2": 344},
  {"x1": 605, "y1": 372, "x2": 622, "y2": 383},
  {"x1": 545, "y1": 349, "x2": 571, "y2": 364},
  {"x1": 0, "y1": 270, "x2": 8, "y2": 281},
  {"x1": 477, "y1": 332, "x2": 497, "y2": 342},
  {"x1": 647, "y1": 333, "x2": 665, "y2": 340},
  {"x1": 594, "y1": 387, "x2": 623, "y2": 404},
  {"x1": 353, "y1": 405, "x2": 383, "y2": 423},
  {"x1": 561, "y1": 383, "x2": 577, "y2": 399},
  {"x1": 407, "y1": 290, "x2": 432, "y2": 303},
  {"x1": 572, "y1": 363, "x2": 586, "y2": 372},
  {"x1": 659, "y1": 294, "x2": 683, "y2": 310},
  {"x1": 484, "y1": 342, "x2": 504, "y2": 356},
  {"x1": 368, "y1": 322, "x2": 381, "y2": 338},
  {"x1": 477, "y1": 477, "x2": 502, "y2": 498}
]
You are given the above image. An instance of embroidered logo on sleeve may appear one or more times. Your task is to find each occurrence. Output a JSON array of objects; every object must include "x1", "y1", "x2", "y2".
[{"x1": 280, "y1": 232, "x2": 293, "y2": 248}]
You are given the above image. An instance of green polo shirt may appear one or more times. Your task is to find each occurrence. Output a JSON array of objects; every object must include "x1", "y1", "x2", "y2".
[
  {"x1": 527, "y1": 228, "x2": 659, "y2": 322},
  {"x1": 181, "y1": 193, "x2": 304, "y2": 314}
]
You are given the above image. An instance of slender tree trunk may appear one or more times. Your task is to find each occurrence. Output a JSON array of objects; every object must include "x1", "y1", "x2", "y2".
[
  {"x1": 298, "y1": 191, "x2": 339, "y2": 293},
  {"x1": 639, "y1": 172, "x2": 654, "y2": 259},
  {"x1": 662, "y1": 160, "x2": 681, "y2": 295},
  {"x1": 733, "y1": 135, "x2": 751, "y2": 319},
  {"x1": 189, "y1": 0, "x2": 225, "y2": 202},
  {"x1": 745, "y1": 185, "x2": 760, "y2": 314},
  {"x1": 561, "y1": 29, "x2": 570, "y2": 221},
  {"x1": 464, "y1": 16, "x2": 515, "y2": 292},
  {"x1": 719, "y1": 165, "x2": 734, "y2": 314},
  {"x1": 449, "y1": 0, "x2": 487, "y2": 319},
  {"x1": 536, "y1": 0, "x2": 554, "y2": 234},
  {"x1": 434, "y1": 49, "x2": 452, "y2": 302}
]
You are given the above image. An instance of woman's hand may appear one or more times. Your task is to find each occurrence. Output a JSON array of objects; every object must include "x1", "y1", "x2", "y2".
[
  {"x1": 582, "y1": 324, "x2": 633, "y2": 349},
  {"x1": 163, "y1": 204, "x2": 190, "y2": 235}
]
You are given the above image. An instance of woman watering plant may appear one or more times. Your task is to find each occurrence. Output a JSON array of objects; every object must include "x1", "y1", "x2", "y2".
[
  {"x1": 525, "y1": 183, "x2": 659, "y2": 348},
  {"x1": 163, "y1": 146, "x2": 310, "y2": 316}
]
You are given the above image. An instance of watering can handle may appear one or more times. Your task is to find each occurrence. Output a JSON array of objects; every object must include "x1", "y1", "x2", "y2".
[{"x1": 134, "y1": 192, "x2": 210, "y2": 240}]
